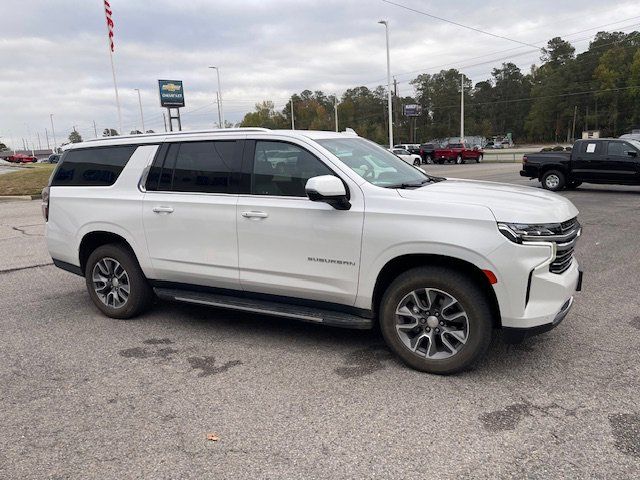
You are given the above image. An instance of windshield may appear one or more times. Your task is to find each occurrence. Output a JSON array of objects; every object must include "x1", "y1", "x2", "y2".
[
  {"x1": 317, "y1": 137, "x2": 433, "y2": 188},
  {"x1": 628, "y1": 139, "x2": 640, "y2": 151}
]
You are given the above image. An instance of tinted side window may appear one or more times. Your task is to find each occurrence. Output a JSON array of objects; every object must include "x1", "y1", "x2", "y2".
[
  {"x1": 607, "y1": 142, "x2": 631, "y2": 156},
  {"x1": 51, "y1": 146, "x2": 137, "y2": 186},
  {"x1": 171, "y1": 141, "x2": 238, "y2": 193},
  {"x1": 252, "y1": 141, "x2": 333, "y2": 197}
]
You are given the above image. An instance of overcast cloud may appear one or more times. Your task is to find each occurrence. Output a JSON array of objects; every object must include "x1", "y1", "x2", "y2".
[{"x1": 0, "y1": 0, "x2": 638, "y2": 148}]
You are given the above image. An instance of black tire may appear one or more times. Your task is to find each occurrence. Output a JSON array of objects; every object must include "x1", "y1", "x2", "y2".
[
  {"x1": 456, "y1": 155, "x2": 463, "y2": 164},
  {"x1": 84, "y1": 243, "x2": 154, "y2": 319},
  {"x1": 379, "y1": 266, "x2": 493, "y2": 374},
  {"x1": 413, "y1": 158, "x2": 421, "y2": 166},
  {"x1": 566, "y1": 180, "x2": 582, "y2": 190},
  {"x1": 541, "y1": 170, "x2": 566, "y2": 191},
  {"x1": 422, "y1": 155, "x2": 433, "y2": 165},
  {"x1": 437, "y1": 159, "x2": 445, "y2": 165},
  {"x1": 476, "y1": 154, "x2": 483, "y2": 163}
]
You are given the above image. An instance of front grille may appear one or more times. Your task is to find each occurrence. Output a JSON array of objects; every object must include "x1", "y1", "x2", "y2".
[{"x1": 549, "y1": 217, "x2": 580, "y2": 274}]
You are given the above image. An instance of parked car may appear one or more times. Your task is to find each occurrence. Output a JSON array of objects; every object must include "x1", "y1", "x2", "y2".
[
  {"x1": 390, "y1": 148, "x2": 421, "y2": 166},
  {"x1": 434, "y1": 143, "x2": 483, "y2": 164},
  {"x1": 45, "y1": 154, "x2": 61, "y2": 164},
  {"x1": 394, "y1": 144, "x2": 420, "y2": 155},
  {"x1": 5, "y1": 153, "x2": 37, "y2": 163},
  {"x1": 419, "y1": 143, "x2": 437, "y2": 164},
  {"x1": 520, "y1": 138, "x2": 640, "y2": 191},
  {"x1": 43, "y1": 128, "x2": 582, "y2": 374}
]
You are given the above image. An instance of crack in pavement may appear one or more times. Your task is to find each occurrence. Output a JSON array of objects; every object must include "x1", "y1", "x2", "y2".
[
  {"x1": 0, "y1": 262, "x2": 54, "y2": 274},
  {"x1": 11, "y1": 225, "x2": 44, "y2": 237}
]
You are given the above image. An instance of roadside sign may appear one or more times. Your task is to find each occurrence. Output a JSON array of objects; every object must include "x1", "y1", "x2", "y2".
[
  {"x1": 158, "y1": 80, "x2": 185, "y2": 107},
  {"x1": 403, "y1": 104, "x2": 422, "y2": 117}
]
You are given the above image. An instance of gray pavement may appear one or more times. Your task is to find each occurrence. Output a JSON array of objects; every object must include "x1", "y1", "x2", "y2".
[{"x1": 1, "y1": 163, "x2": 639, "y2": 479}]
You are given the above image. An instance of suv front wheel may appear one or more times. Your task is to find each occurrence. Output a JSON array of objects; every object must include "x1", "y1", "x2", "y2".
[
  {"x1": 85, "y1": 243, "x2": 154, "y2": 319},
  {"x1": 379, "y1": 267, "x2": 493, "y2": 374}
]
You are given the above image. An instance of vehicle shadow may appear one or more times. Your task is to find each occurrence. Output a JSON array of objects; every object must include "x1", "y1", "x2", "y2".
[{"x1": 149, "y1": 299, "x2": 557, "y2": 377}]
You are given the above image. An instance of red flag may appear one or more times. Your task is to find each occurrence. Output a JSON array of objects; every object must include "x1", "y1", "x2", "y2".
[{"x1": 104, "y1": 0, "x2": 114, "y2": 52}]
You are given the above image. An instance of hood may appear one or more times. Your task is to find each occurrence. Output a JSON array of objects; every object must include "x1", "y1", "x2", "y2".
[{"x1": 397, "y1": 178, "x2": 579, "y2": 223}]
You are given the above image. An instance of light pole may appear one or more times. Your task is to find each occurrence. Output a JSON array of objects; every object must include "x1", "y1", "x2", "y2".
[
  {"x1": 460, "y1": 74, "x2": 464, "y2": 143},
  {"x1": 49, "y1": 114, "x2": 57, "y2": 152},
  {"x1": 209, "y1": 66, "x2": 225, "y2": 128},
  {"x1": 378, "y1": 20, "x2": 393, "y2": 149},
  {"x1": 134, "y1": 89, "x2": 145, "y2": 132}
]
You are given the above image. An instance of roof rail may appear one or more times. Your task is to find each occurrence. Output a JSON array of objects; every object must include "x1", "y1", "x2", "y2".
[{"x1": 85, "y1": 127, "x2": 271, "y2": 142}]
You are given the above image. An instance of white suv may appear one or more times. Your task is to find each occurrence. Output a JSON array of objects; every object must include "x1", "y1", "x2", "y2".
[{"x1": 43, "y1": 128, "x2": 582, "y2": 374}]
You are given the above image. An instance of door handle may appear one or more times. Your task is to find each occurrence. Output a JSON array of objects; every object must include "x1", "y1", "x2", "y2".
[
  {"x1": 152, "y1": 206, "x2": 174, "y2": 214},
  {"x1": 241, "y1": 211, "x2": 268, "y2": 219}
]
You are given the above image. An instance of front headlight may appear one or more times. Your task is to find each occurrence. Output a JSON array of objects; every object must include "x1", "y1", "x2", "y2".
[{"x1": 498, "y1": 222, "x2": 561, "y2": 244}]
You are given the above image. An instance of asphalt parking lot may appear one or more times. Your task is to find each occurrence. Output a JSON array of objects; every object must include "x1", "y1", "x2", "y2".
[{"x1": 1, "y1": 163, "x2": 639, "y2": 479}]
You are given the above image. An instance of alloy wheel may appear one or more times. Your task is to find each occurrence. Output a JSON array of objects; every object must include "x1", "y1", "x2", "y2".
[
  {"x1": 395, "y1": 288, "x2": 469, "y2": 359},
  {"x1": 92, "y1": 257, "x2": 130, "y2": 308}
]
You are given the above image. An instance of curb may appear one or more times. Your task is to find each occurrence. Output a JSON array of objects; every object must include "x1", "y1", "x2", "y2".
[{"x1": 0, "y1": 194, "x2": 41, "y2": 202}]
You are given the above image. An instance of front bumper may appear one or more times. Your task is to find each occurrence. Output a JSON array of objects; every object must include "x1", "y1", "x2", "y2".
[{"x1": 502, "y1": 269, "x2": 582, "y2": 343}]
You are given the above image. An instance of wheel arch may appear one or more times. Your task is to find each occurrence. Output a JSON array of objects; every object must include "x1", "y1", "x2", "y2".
[
  {"x1": 371, "y1": 253, "x2": 501, "y2": 328},
  {"x1": 79, "y1": 231, "x2": 137, "y2": 274}
]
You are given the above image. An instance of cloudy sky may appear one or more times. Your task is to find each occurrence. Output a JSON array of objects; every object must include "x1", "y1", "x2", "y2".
[{"x1": 1, "y1": 0, "x2": 638, "y2": 149}]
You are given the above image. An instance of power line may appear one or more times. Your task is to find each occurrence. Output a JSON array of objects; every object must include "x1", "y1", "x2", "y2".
[{"x1": 381, "y1": 0, "x2": 542, "y2": 50}]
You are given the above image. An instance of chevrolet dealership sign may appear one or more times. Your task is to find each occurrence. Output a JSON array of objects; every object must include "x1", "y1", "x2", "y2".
[{"x1": 158, "y1": 80, "x2": 185, "y2": 107}]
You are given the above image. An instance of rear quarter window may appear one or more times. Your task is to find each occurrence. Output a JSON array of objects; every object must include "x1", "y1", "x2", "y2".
[{"x1": 51, "y1": 145, "x2": 137, "y2": 186}]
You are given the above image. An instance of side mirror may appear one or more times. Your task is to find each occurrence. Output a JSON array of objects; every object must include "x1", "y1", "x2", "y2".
[
  {"x1": 305, "y1": 175, "x2": 351, "y2": 210},
  {"x1": 626, "y1": 150, "x2": 638, "y2": 157}
]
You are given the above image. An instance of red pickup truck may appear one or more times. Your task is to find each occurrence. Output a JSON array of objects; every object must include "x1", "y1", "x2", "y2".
[
  {"x1": 434, "y1": 143, "x2": 483, "y2": 164},
  {"x1": 4, "y1": 154, "x2": 38, "y2": 163}
]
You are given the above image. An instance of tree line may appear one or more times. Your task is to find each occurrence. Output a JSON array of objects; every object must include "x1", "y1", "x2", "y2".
[{"x1": 240, "y1": 31, "x2": 640, "y2": 144}]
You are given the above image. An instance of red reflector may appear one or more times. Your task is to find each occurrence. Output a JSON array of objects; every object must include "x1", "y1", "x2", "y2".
[{"x1": 482, "y1": 270, "x2": 498, "y2": 284}]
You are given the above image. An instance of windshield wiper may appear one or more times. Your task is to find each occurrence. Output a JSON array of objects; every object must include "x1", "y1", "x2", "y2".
[{"x1": 385, "y1": 178, "x2": 434, "y2": 189}]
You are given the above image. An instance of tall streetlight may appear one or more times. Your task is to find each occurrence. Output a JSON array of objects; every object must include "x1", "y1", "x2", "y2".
[
  {"x1": 378, "y1": 20, "x2": 393, "y2": 149},
  {"x1": 49, "y1": 114, "x2": 57, "y2": 152},
  {"x1": 209, "y1": 66, "x2": 225, "y2": 128},
  {"x1": 134, "y1": 89, "x2": 145, "y2": 132}
]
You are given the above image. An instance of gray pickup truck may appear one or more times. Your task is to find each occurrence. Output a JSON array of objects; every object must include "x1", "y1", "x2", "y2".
[{"x1": 520, "y1": 138, "x2": 640, "y2": 191}]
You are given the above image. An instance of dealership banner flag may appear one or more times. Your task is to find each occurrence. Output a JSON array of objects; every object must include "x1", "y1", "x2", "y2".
[
  {"x1": 102, "y1": 0, "x2": 122, "y2": 133},
  {"x1": 104, "y1": 0, "x2": 114, "y2": 51}
]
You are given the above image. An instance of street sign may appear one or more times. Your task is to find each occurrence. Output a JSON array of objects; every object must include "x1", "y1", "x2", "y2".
[
  {"x1": 403, "y1": 104, "x2": 422, "y2": 117},
  {"x1": 158, "y1": 80, "x2": 185, "y2": 107}
]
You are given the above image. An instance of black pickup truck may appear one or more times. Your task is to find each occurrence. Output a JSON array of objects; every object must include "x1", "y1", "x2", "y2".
[{"x1": 520, "y1": 138, "x2": 640, "y2": 191}]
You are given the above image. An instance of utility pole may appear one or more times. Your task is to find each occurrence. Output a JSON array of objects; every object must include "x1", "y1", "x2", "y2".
[
  {"x1": 37, "y1": 132, "x2": 41, "y2": 150},
  {"x1": 216, "y1": 92, "x2": 222, "y2": 128},
  {"x1": 379, "y1": 20, "x2": 393, "y2": 149},
  {"x1": 45, "y1": 128, "x2": 50, "y2": 150},
  {"x1": 93, "y1": 120, "x2": 98, "y2": 138},
  {"x1": 49, "y1": 114, "x2": 57, "y2": 152},
  {"x1": 334, "y1": 95, "x2": 339, "y2": 132},
  {"x1": 460, "y1": 74, "x2": 465, "y2": 143},
  {"x1": 22, "y1": 138, "x2": 26, "y2": 151},
  {"x1": 209, "y1": 66, "x2": 225, "y2": 128},
  {"x1": 290, "y1": 96, "x2": 295, "y2": 130},
  {"x1": 571, "y1": 105, "x2": 577, "y2": 142},
  {"x1": 134, "y1": 89, "x2": 145, "y2": 132}
]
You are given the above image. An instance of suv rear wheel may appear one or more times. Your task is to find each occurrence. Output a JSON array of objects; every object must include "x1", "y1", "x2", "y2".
[
  {"x1": 379, "y1": 267, "x2": 492, "y2": 374},
  {"x1": 541, "y1": 170, "x2": 565, "y2": 191},
  {"x1": 85, "y1": 243, "x2": 154, "y2": 319}
]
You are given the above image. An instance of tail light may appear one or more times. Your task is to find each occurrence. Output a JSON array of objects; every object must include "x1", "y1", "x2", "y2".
[
  {"x1": 522, "y1": 155, "x2": 528, "y2": 164},
  {"x1": 41, "y1": 186, "x2": 49, "y2": 221}
]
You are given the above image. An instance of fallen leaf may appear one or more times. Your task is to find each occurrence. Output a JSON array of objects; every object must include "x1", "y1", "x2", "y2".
[{"x1": 207, "y1": 433, "x2": 220, "y2": 442}]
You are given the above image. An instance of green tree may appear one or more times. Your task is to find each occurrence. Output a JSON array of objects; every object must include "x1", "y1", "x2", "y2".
[
  {"x1": 240, "y1": 101, "x2": 287, "y2": 129},
  {"x1": 68, "y1": 130, "x2": 82, "y2": 143}
]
